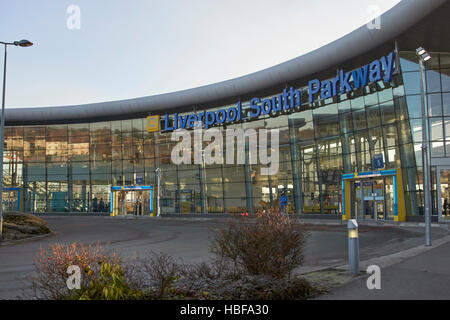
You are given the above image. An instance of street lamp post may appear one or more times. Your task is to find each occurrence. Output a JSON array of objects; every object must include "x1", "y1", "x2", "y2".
[
  {"x1": 0, "y1": 40, "x2": 33, "y2": 240},
  {"x1": 416, "y1": 47, "x2": 432, "y2": 246},
  {"x1": 201, "y1": 150, "x2": 208, "y2": 214},
  {"x1": 155, "y1": 167, "x2": 161, "y2": 217}
]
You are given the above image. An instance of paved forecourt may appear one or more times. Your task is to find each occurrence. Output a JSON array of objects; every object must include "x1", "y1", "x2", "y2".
[{"x1": 0, "y1": 216, "x2": 448, "y2": 299}]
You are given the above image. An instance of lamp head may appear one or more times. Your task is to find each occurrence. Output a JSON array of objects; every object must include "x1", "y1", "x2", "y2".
[
  {"x1": 416, "y1": 46, "x2": 431, "y2": 62},
  {"x1": 14, "y1": 39, "x2": 33, "y2": 47},
  {"x1": 416, "y1": 47, "x2": 426, "y2": 56}
]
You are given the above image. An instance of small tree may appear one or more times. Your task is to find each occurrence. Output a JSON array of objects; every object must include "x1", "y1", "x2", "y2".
[{"x1": 211, "y1": 208, "x2": 308, "y2": 279}]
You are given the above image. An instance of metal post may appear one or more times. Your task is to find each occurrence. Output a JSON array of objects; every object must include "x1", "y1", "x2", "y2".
[
  {"x1": 0, "y1": 44, "x2": 7, "y2": 239},
  {"x1": 244, "y1": 139, "x2": 254, "y2": 214},
  {"x1": 419, "y1": 58, "x2": 432, "y2": 246},
  {"x1": 201, "y1": 150, "x2": 208, "y2": 213},
  {"x1": 0, "y1": 40, "x2": 32, "y2": 237},
  {"x1": 288, "y1": 117, "x2": 302, "y2": 215},
  {"x1": 347, "y1": 219, "x2": 359, "y2": 274},
  {"x1": 156, "y1": 167, "x2": 161, "y2": 217}
]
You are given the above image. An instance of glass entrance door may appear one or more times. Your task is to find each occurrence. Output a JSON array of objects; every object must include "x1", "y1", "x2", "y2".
[
  {"x1": 113, "y1": 190, "x2": 127, "y2": 216},
  {"x1": 437, "y1": 168, "x2": 450, "y2": 222},
  {"x1": 362, "y1": 179, "x2": 385, "y2": 220},
  {"x1": 363, "y1": 181, "x2": 375, "y2": 219},
  {"x1": 345, "y1": 172, "x2": 397, "y2": 221},
  {"x1": 374, "y1": 179, "x2": 385, "y2": 220},
  {"x1": 2, "y1": 190, "x2": 19, "y2": 212},
  {"x1": 384, "y1": 176, "x2": 394, "y2": 220},
  {"x1": 112, "y1": 187, "x2": 153, "y2": 216},
  {"x1": 115, "y1": 190, "x2": 140, "y2": 215},
  {"x1": 351, "y1": 182, "x2": 362, "y2": 219}
]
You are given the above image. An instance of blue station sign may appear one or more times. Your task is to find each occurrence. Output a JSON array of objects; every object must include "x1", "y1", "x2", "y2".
[{"x1": 159, "y1": 51, "x2": 396, "y2": 132}]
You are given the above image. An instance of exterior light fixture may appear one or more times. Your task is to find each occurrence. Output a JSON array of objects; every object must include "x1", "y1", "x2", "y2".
[
  {"x1": 416, "y1": 47, "x2": 431, "y2": 61},
  {"x1": 416, "y1": 46, "x2": 432, "y2": 246},
  {"x1": 422, "y1": 53, "x2": 431, "y2": 61},
  {"x1": 13, "y1": 39, "x2": 33, "y2": 47},
  {"x1": 0, "y1": 39, "x2": 33, "y2": 239},
  {"x1": 416, "y1": 47, "x2": 426, "y2": 56}
]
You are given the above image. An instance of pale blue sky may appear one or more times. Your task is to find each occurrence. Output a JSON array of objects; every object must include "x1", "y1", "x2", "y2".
[{"x1": 0, "y1": 0, "x2": 400, "y2": 108}]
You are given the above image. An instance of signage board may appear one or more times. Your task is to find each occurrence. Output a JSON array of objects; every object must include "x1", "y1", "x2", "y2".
[
  {"x1": 147, "y1": 52, "x2": 396, "y2": 132},
  {"x1": 373, "y1": 153, "x2": 384, "y2": 170}
]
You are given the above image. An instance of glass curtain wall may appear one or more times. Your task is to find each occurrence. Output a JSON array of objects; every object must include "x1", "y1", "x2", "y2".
[
  {"x1": 400, "y1": 51, "x2": 450, "y2": 216},
  {"x1": 5, "y1": 50, "x2": 449, "y2": 216}
]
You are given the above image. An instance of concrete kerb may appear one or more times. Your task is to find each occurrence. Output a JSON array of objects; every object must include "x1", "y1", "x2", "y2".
[
  {"x1": 0, "y1": 231, "x2": 54, "y2": 246},
  {"x1": 29, "y1": 212, "x2": 450, "y2": 228},
  {"x1": 158, "y1": 216, "x2": 448, "y2": 229}
]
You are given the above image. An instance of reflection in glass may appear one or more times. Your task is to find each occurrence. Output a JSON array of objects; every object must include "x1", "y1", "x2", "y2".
[
  {"x1": 428, "y1": 93, "x2": 442, "y2": 117},
  {"x1": 443, "y1": 93, "x2": 450, "y2": 116},
  {"x1": 426, "y1": 70, "x2": 441, "y2": 93},
  {"x1": 429, "y1": 118, "x2": 444, "y2": 141},
  {"x1": 5, "y1": 51, "x2": 450, "y2": 217},
  {"x1": 405, "y1": 95, "x2": 422, "y2": 119},
  {"x1": 402, "y1": 72, "x2": 421, "y2": 95}
]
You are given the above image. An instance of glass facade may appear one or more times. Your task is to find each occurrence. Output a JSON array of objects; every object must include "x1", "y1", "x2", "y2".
[{"x1": 3, "y1": 51, "x2": 450, "y2": 217}]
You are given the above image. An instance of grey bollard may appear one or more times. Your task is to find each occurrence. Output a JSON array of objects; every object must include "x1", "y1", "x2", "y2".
[{"x1": 347, "y1": 219, "x2": 359, "y2": 274}]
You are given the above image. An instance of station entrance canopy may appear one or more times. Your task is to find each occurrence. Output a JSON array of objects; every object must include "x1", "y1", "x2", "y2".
[
  {"x1": 110, "y1": 186, "x2": 154, "y2": 216},
  {"x1": 342, "y1": 169, "x2": 406, "y2": 222}
]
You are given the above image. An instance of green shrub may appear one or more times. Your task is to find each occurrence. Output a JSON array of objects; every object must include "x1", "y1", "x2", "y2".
[{"x1": 71, "y1": 262, "x2": 143, "y2": 300}]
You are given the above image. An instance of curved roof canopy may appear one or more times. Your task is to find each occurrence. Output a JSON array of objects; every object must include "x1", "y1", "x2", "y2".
[{"x1": 5, "y1": 0, "x2": 450, "y2": 125}]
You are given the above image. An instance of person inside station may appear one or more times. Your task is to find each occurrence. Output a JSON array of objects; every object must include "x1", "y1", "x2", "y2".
[
  {"x1": 279, "y1": 190, "x2": 288, "y2": 215},
  {"x1": 99, "y1": 198, "x2": 105, "y2": 212},
  {"x1": 134, "y1": 193, "x2": 143, "y2": 216}
]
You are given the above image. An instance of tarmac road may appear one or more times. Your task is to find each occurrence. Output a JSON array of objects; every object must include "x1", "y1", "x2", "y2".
[{"x1": 0, "y1": 216, "x2": 448, "y2": 299}]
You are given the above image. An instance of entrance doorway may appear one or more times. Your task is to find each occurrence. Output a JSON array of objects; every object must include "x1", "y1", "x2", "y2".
[
  {"x1": 350, "y1": 177, "x2": 394, "y2": 220},
  {"x1": 111, "y1": 186, "x2": 153, "y2": 216},
  {"x1": 362, "y1": 179, "x2": 385, "y2": 220},
  {"x1": 343, "y1": 169, "x2": 404, "y2": 221},
  {"x1": 2, "y1": 187, "x2": 21, "y2": 212},
  {"x1": 436, "y1": 167, "x2": 450, "y2": 222}
]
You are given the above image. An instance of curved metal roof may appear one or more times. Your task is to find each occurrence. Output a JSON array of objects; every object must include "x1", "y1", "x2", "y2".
[{"x1": 5, "y1": 0, "x2": 449, "y2": 125}]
